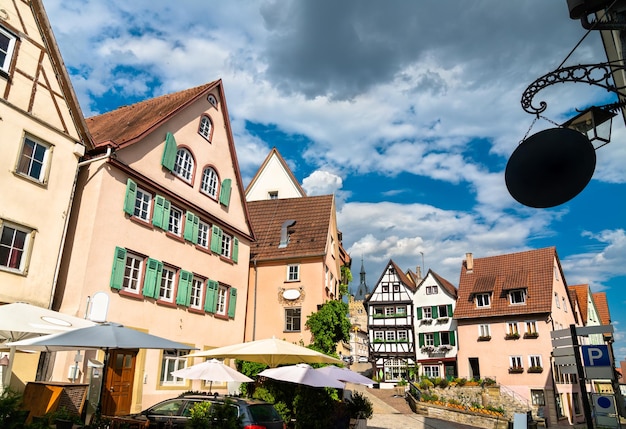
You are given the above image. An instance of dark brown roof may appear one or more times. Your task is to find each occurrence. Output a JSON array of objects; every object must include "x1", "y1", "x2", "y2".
[
  {"x1": 593, "y1": 292, "x2": 611, "y2": 325},
  {"x1": 454, "y1": 247, "x2": 559, "y2": 319},
  {"x1": 87, "y1": 81, "x2": 218, "y2": 148},
  {"x1": 248, "y1": 196, "x2": 335, "y2": 261},
  {"x1": 568, "y1": 285, "x2": 590, "y2": 324},
  {"x1": 430, "y1": 270, "x2": 458, "y2": 299},
  {"x1": 567, "y1": 289, "x2": 581, "y2": 324}
]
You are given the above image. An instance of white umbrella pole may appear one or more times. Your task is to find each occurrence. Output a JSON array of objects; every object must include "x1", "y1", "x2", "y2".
[{"x1": 2, "y1": 346, "x2": 16, "y2": 390}]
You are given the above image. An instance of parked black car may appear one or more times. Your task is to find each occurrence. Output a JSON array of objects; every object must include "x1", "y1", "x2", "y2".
[{"x1": 128, "y1": 394, "x2": 285, "y2": 429}]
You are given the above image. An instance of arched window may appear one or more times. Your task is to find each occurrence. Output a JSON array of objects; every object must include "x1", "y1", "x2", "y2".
[
  {"x1": 198, "y1": 116, "x2": 213, "y2": 141},
  {"x1": 201, "y1": 167, "x2": 219, "y2": 198},
  {"x1": 174, "y1": 148, "x2": 194, "y2": 183}
]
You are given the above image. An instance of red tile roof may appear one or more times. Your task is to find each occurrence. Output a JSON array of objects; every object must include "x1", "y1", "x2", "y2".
[
  {"x1": 454, "y1": 247, "x2": 558, "y2": 319},
  {"x1": 87, "y1": 81, "x2": 218, "y2": 148},
  {"x1": 593, "y1": 292, "x2": 611, "y2": 325},
  {"x1": 568, "y1": 285, "x2": 590, "y2": 324},
  {"x1": 247, "y1": 196, "x2": 335, "y2": 261},
  {"x1": 430, "y1": 270, "x2": 458, "y2": 299}
]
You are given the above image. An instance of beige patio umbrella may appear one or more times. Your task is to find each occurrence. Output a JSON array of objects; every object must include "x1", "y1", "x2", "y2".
[
  {"x1": 170, "y1": 358, "x2": 253, "y2": 392},
  {"x1": 185, "y1": 337, "x2": 343, "y2": 367}
]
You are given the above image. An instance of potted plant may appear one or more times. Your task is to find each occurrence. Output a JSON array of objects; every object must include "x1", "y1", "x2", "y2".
[
  {"x1": 345, "y1": 392, "x2": 373, "y2": 429},
  {"x1": 505, "y1": 332, "x2": 520, "y2": 340},
  {"x1": 0, "y1": 388, "x2": 29, "y2": 429},
  {"x1": 49, "y1": 406, "x2": 81, "y2": 429},
  {"x1": 508, "y1": 366, "x2": 524, "y2": 374},
  {"x1": 395, "y1": 379, "x2": 408, "y2": 396},
  {"x1": 528, "y1": 366, "x2": 543, "y2": 373}
]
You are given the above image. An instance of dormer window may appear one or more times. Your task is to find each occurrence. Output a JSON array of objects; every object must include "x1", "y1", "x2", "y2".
[
  {"x1": 509, "y1": 289, "x2": 526, "y2": 305},
  {"x1": 475, "y1": 293, "x2": 491, "y2": 308},
  {"x1": 268, "y1": 191, "x2": 278, "y2": 199}
]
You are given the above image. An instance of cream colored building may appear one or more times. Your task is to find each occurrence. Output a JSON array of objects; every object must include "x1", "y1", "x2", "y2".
[
  {"x1": 0, "y1": 0, "x2": 90, "y2": 308},
  {"x1": 52, "y1": 81, "x2": 254, "y2": 415}
]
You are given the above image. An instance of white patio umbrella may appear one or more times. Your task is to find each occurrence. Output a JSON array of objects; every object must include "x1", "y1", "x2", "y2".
[
  {"x1": 259, "y1": 363, "x2": 346, "y2": 389},
  {"x1": 170, "y1": 358, "x2": 253, "y2": 392},
  {"x1": 316, "y1": 365, "x2": 375, "y2": 387},
  {"x1": 185, "y1": 337, "x2": 342, "y2": 367},
  {"x1": 8, "y1": 322, "x2": 196, "y2": 412},
  {"x1": 0, "y1": 302, "x2": 96, "y2": 389}
]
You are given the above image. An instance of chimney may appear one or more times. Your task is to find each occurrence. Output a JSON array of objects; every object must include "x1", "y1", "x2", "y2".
[
  {"x1": 416, "y1": 266, "x2": 422, "y2": 281},
  {"x1": 466, "y1": 252, "x2": 474, "y2": 272}
]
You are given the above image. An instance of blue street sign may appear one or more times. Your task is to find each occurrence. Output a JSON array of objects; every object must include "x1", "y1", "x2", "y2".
[{"x1": 582, "y1": 345, "x2": 611, "y2": 367}]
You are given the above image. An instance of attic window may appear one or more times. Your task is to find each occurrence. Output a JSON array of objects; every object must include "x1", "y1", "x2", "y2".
[
  {"x1": 268, "y1": 191, "x2": 278, "y2": 199},
  {"x1": 0, "y1": 26, "x2": 17, "y2": 75},
  {"x1": 509, "y1": 289, "x2": 526, "y2": 305},
  {"x1": 207, "y1": 94, "x2": 217, "y2": 106}
]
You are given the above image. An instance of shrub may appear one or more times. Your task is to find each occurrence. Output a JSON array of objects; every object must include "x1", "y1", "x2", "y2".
[
  {"x1": 418, "y1": 378, "x2": 433, "y2": 390},
  {"x1": 436, "y1": 377, "x2": 449, "y2": 388},
  {"x1": 345, "y1": 392, "x2": 373, "y2": 420},
  {"x1": 0, "y1": 388, "x2": 27, "y2": 429},
  {"x1": 455, "y1": 378, "x2": 467, "y2": 386},
  {"x1": 187, "y1": 400, "x2": 241, "y2": 429}
]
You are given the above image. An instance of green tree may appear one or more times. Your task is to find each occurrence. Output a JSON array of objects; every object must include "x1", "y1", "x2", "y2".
[
  {"x1": 305, "y1": 299, "x2": 351, "y2": 355},
  {"x1": 339, "y1": 265, "x2": 352, "y2": 298}
]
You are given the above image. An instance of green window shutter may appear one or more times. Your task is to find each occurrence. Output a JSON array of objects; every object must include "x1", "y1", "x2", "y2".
[
  {"x1": 152, "y1": 195, "x2": 166, "y2": 228},
  {"x1": 447, "y1": 304, "x2": 453, "y2": 317},
  {"x1": 162, "y1": 200, "x2": 171, "y2": 229},
  {"x1": 142, "y1": 258, "x2": 161, "y2": 298},
  {"x1": 416, "y1": 307, "x2": 422, "y2": 320},
  {"x1": 232, "y1": 238, "x2": 239, "y2": 263},
  {"x1": 204, "y1": 280, "x2": 218, "y2": 313},
  {"x1": 176, "y1": 270, "x2": 192, "y2": 306},
  {"x1": 192, "y1": 215, "x2": 199, "y2": 244},
  {"x1": 162, "y1": 132, "x2": 177, "y2": 171},
  {"x1": 432, "y1": 306, "x2": 438, "y2": 319},
  {"x1": 183, "y1": 211, "x2": 195, "y2": 242},
  {"x1": 219, "y1": 178, "x2": 232, "y2": 206},
  {"x1": 210, "y1": 226, "x2": 222, "y2": 253},
  {"x1": 110, "y1": 246, "x2": 126, "y2": 290},
  {"x1": 450, "y1": 331, "x2": 456, "y2": 346},
  {"x1": 227, "y1": 288, "x2": 238, "y2": 318},
  {"x1": 418, "y1": 333, "x2": 425, "y2": 347},
  {"x1": 434, "y1": 332, "x2": 441, "y2": 346},
  {"x1": 123, "y1": 179, "x2": 137, "y2": 215}
]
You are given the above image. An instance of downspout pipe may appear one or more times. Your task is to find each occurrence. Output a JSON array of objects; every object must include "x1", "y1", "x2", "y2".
[{"x1": 49, "y1": 148, "x2": 112, "y2": 309}]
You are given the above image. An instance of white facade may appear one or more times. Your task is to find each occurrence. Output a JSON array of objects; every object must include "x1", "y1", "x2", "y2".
[
  {"x1": 245, "y1": 148, "x2": 306, "y2": 201},
  {"x1": 413, "y1": 270, "x2": 458, "y2": 380}
]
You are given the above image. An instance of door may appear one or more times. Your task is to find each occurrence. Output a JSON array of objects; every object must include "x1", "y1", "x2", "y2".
[
  {"x1": 445, "y1": 364, "x2": 455, "y2": 380},
  {"x1": 469, "y1": 357, "x2": 480, "y2": 380},
  {"x1": 101, "y1": 349, "x2": 137, "y2": 415}
]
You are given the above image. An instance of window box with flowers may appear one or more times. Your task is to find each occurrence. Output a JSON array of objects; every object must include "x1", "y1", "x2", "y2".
[
  {"x1": 477, "y1": 335, "x2": 491, "y2": 342},
  {"x1": 438, "y1": 345, "x2": 452, "y2": 352},
  {"x1": 508, "y1": 367, "x2": 524, "y2": 374},
  {"x1": 420, "y1": 319, "x2": 433, "y2": 325},
  {"x1": 528, "y1": 366, "x2": 543, "y2": 373},
  {"x1": 436, "y1": 317, "x2": 450, "y2": 324},
  {"x1": 524, "y1": 332, "x2": 539, "y2": 339},
  {"x1": 505, "y1": 333, "x2": 520, "y2": 340},
  {"x1": 421, "y1": 346, "x2": 434, "y2": 353}
]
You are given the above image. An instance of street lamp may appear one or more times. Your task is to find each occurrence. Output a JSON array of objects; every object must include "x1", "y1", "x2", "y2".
[{"x1": 561, "y1": 105, "x2": 616, "y2": 149}]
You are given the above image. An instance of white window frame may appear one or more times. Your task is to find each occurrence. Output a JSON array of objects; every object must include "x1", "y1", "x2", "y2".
[
  {"x1": 373, "y1": 331, "x2": 384, "y2": 342},
  {"x1": 197, "y1": 220, "x2": 210, "y2": 249},
  {"x1": 422, "y1": 307, "x2": 432, "y2": 319},
  {"x1": 525, "y1": 321, "x2": 538, "y2": 335},
  {"x1": 423, "y1": 365, "x2": 440, "y2": 378},
  {"x1": 438, "y1": 305, "x2": 449, "y2": 317},
  {"x1": 479, "y1": 324, "x2": 491, "y2": 338},
  {"x1": 168, "y1": 206, "x2": 183, "y2": 236},
  {"x1": 385, "y1": 331, "x2": 396, "y2": 342},
  {"x1": 285, "y1": 307, "x2": 301, "y2": 332},
  {"x1": 161, "y1": 350, "x2": 187, "y2": 386},
  {"x1": 395, "y1": 306, "x2": 406, "y2": 316},
  {"x1": 200, "y1": 167, "x2": 218, "y2": 198},
  {"x1": 385, "y1": 306, "x2": 395, "y2": 317},
  {"x1": 509, "y1": 289, "x2": 526, "y2": 305},
  {"x1": 158, "y1": 266, "x2": 176, "y2": 302},
  {"x1": 397, "y1": 330, "x2": 408, "y2": 342},
  {"x1": 216, "y1": 284, "x2": 228, "y2": 315},
  {"x1": 189, "y1": 276, "x2": 204, "y2": 310},
  {"x1": 198, "y1": 116, "x2": 212, "y2": 140},
  {"x1": 134, "y1": 187, "x2": 152, "y2": 221},
  {"x1": 507, "y1": 322, "x2": 519, "y2": 336},
  {"x1": 424, "y1": 333, "x2": 434, "y2": 346},
  {"x1": 287, "y1": 264, "x2": 299, "y2": 281},
  {"x1": 123, "y1": 252, "x2": 144, "y2": 294},
  {"x1": 16, "y1": 135, "x2": 51, "y2": 183},
  {"x1": 220, "y1": 232, "x2": 232, "y2": 258},
  {"x1": 174, "y1": 148, "x2": 194, "y2": 183},
  {"x1": 426, "y1": 285, "x2": 438, "y2": 295},
  {"x1": 476, "y1": 293, "x2": 491, "y2": 308},
  {"x1": 510, "y1": 355, "x2": 523, "y2": 369},
  {"x1": 555, "y1": 292, "x2": 560, "y2": 308},
  {"x1": 0, "y1": 220, "x2": 33, "y2": 273},
  {"x1": 0, "y1": 27, "x2": 17, "y2": 74},
  {"x1": 529, "y1": 355, "x2": 542, "y2": 368}
]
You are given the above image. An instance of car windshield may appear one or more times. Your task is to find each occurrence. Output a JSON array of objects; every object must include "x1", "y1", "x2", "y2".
[
  {"x1": 149, "y1": 399, "x2": 185, "y2": 416},
  {"x1": 248, "y1": 404, "x2": 282, "y2": 422}
]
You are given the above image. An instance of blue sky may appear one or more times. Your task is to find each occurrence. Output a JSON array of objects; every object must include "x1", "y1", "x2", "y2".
[{"x1": 45, "y1": 1, "x2": 626, "y2": 359}]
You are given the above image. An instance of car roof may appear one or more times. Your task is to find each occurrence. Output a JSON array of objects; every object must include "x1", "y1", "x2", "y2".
[{"x1": 176, "y1": 395, "x2": 272, "y2": 406}]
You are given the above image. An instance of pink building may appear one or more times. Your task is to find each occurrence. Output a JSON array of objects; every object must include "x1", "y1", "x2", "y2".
[{"x1": 454, "y1": 247, "x2": 583, "y2": 426}]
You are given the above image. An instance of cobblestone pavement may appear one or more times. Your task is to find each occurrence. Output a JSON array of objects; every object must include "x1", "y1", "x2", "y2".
[{"x1": 348, "y1": 383, "x2": 487, "y2": 429}]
